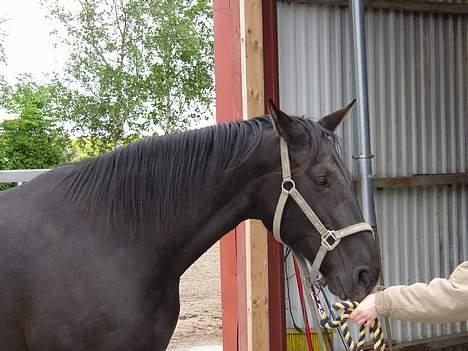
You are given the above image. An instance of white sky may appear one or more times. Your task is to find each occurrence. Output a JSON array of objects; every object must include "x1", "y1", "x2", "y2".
[{"x1": 1, "y1": 0, "x2": 68, "y2": 85}]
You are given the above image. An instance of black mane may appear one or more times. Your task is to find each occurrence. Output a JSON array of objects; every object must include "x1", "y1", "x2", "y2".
[
  {"x1": 64, "y1": 116, "x2": 337, "y2": 234},
  {"x1": 65, "y1": 117, "x2": 268, "y2": 233}
]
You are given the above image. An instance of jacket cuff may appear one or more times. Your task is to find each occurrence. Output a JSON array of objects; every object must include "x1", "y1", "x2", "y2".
[{"x1": 375, "y1": 291, "x2": 391, "y2": 317}]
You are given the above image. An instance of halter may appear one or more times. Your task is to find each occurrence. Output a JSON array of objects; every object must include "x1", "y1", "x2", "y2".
[
  {"x1": 272, "y1": 136, "x2": 373, "y2": 283},
  {"x1": 272, "y1": 136, "x2": 380, "y2": 351},
  {"x1": 273, "y1": 137, "x2": 373, "y2": 350}
]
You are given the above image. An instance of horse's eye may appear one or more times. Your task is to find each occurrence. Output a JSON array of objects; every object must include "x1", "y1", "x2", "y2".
[{"x1": 314, "y1": 176, "x2": 329, "y2": 187}]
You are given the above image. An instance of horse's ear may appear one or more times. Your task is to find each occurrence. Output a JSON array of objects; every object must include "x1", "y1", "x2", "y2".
[
  {"x1": 267, "y1": 99, "x2": 296, "y2": 142},
  {"x1": 319, "y1": 99, "x2": 356, "y2": 131}
]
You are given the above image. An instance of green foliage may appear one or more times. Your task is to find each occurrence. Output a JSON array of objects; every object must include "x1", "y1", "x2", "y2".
[
  {"x1": 0, "y1": 22, "x2": 72, "y2": 191},
  {"x1": 143, "y1": 0, "x2": 214, "y2": 133},
  {"x1": 45, "y1": 0, "x2": 214, "y2": 153},
  {"x1": 70, "y1": 134, "x2": 141, "y2": 160},
  {"x1": 0, "y1": 78, "x2": 73, "y2": 174}
]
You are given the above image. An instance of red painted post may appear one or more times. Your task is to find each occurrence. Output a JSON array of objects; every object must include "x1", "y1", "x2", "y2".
[
  {"x1": 214, "y1": 0, "x2": 285, "y2": 350},
  {"x1": 213, "y1": 1, "x2": 246, "y2": 351},
  {"x1": 263, "y1": 1, "x2": 286, "y2": 350}
]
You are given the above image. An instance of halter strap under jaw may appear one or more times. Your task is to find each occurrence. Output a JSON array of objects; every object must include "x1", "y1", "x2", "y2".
[{"x1": 272, "y1": 136, "x2": 374, "y2": 282}]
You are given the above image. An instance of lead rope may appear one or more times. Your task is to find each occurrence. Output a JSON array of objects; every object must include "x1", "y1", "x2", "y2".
[
  {"x1": 296, "y1": 254, "x2": 386, "y2": 351},
  {"x1": 320, "y1": 301, "x2": 385, "y2": 351}
]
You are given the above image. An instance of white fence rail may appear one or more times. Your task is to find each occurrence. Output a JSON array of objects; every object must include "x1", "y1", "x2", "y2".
[{"x1": 0, "y1": 169, "x2": 49, "y2": 186}]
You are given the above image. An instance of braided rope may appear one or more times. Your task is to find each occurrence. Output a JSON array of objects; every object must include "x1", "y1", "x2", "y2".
[{"x1": 320, "y1": 301, "x2": 385, "y2": 351}]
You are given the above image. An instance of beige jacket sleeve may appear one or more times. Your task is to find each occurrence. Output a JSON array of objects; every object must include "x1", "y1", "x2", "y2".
[{"x1": 375, "y1": 261, "x2": 468, "y2": 324}]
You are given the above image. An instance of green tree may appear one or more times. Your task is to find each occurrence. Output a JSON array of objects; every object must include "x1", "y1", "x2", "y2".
[
  {"x1": 45, "y1": 0, "x2": 213, "y2": 152},
  {"x1": 143, "y1": 0, "x2": 214, "y2": 133},
  {"x1": 0, "y1": 78, "x2": 72, "y2": 172}
]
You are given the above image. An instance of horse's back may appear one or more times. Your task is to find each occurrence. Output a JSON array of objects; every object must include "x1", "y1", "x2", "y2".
[
  {"x1": 0, "y1": 169, "x2": 76, "y2": 264},
  {"x1": 0, "y1": 169, "x2": 79, "y2": 303},
  {"x1": 0, "y1": 167, "x2": 182, "y2": 350},
  {"x1": 0, "y1": 186, "x2": 45, "y2": 350}
]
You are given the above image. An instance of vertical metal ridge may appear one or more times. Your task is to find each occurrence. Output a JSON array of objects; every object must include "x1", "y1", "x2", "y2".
[
  {"x1": 408, "y1": 12, "x2": 418, "y2": 176},
  {"x1": 447, "y1": 15, "x2": 456, "y2": 174},
  {"x1": 398, "y1": 11, "x2": 408, "y2": 176}
]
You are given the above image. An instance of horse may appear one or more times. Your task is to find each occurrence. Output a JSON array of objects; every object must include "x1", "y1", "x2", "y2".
[{"x1": 0, "y1": 100, "x2": 380, "y2": 350}]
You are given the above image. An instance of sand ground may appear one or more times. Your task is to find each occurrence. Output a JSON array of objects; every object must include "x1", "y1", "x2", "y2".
[{"x1": 167, "y1": 242, "x2": 222, "y2": 349}]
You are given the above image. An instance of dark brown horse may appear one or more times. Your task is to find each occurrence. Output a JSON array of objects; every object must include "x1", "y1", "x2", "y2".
[{"x1": 0, "y1": 101, "x2": 379, "y2": 350}]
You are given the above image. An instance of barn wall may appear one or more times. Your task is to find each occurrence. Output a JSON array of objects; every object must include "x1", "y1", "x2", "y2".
[{"x1": 278, "y1": 1, "x2": 468, "y2": 347}]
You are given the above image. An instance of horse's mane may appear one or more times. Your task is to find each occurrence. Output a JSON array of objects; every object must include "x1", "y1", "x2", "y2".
[
  {"x1": 64, "y1": 117, "x2": 268, "y2": 234},
  {"x1": 63, "y1": 116, "x2": 338, "y2": 234}
]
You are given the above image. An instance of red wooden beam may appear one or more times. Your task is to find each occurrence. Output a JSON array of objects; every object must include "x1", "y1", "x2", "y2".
[
  {"x1": 213, "y1": 1, "x2": 246, "y2": 351},
  {"x1": 262, "y1": 1, "x2": 286, "y2": 350},
  {"x1": 215, "y1": 0, "x2": 285, "y2": 350}
]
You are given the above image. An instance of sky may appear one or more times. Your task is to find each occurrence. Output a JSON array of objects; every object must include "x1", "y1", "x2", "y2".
[{"x1": 1, "y1": 0, "x2": 68, "y2": 85}]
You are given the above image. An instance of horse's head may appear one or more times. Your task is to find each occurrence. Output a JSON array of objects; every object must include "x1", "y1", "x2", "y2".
[{"x1": 255, "y1": 100, "x2": 379, "y2": 301}]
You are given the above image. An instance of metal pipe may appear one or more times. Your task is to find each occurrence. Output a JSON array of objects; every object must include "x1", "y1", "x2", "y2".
[
  {"x1": 350, "y1": 0, "x2": 376, "y2": 226},
  {"x1": 350, "y1": 2, "x2": 393, "y2": 349}
]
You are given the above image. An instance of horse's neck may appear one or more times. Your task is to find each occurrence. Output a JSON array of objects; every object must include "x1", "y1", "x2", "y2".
[{"x1": 163, "y1": 146, "x2": 265, "y2": 277}]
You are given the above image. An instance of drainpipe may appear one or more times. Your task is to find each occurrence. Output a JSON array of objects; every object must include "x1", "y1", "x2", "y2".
[
  {"x1": 350, "y1": 1, "x2": 393, "y2": 349},
  {"x1": 350, "y1": 0, "x2": 376, "y2": 226}
]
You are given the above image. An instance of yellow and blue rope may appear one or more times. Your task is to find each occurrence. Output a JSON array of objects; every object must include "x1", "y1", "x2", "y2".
[{"x1": 320, "y1": 301, "x2": 385, "y2": 351}]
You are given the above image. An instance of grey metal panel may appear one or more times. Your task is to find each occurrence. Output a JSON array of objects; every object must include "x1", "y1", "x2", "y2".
[
  {"x1": 429, "y1": 0, "x2": 468, "y2": 3},
  {"x1": 277, "y1": 2, "x2": 358, "y2": 169},
  {"x1": 278, "y1": 0, "x2": 468, "y2": 346},
  {"x1": 278, "y1": 3, "x2": 468, "y2": 175},
  {"x1": 366, "y1": 9, "x2": 468, "y2": 177}
]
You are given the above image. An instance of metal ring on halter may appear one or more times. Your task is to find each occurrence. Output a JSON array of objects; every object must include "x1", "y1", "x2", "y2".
[
  {"x1": 281, "y1": 178, "x2": 296, "y2": 193},
  {"x1": 321, "y1": 230, "x2": 340, "y2": 251}
]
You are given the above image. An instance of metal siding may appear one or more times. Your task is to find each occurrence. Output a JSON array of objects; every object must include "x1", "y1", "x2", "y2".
[
  {"x1": 429, "y1": 0, "x2": 468, "y2": 4},
  {"x1": 278, "y1": 1, "x2": 468, "y2": 346}
]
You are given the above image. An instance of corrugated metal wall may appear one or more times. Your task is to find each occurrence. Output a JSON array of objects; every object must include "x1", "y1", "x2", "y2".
[
  {"x1": 429, "y1": 1, "x2": 468, "y2": 4},
  {"x1": 278, "y1": 1, "x2": 468, "y2": 347}
]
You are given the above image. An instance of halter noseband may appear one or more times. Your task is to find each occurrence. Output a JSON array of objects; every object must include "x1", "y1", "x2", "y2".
[{"x1": 272, "y1": 137, "x2": 373, "y2": 282}]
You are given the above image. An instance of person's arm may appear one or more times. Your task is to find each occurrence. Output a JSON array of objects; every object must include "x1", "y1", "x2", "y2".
[{"x1": 350, "y1": 261, "x2": 468, "y2": 325}]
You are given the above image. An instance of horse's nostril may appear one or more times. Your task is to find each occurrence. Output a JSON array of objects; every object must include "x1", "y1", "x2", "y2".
[{"x1": 354, "y1": 266, "x2": 371, "y2": 288}]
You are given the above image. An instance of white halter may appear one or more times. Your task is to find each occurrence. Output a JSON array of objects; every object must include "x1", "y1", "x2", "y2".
[{"x1": 272, "y1": 137, "x2": 373, "y2": 282}]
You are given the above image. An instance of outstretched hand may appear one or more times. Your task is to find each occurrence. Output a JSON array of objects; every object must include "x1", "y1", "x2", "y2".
[{"x1": 349, "y1": 294, "x2": 378, "y2": 326}]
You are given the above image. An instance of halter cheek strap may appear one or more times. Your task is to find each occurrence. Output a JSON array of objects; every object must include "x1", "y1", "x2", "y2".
[{"x1": 272, "y1": 137, "x2": 373, "y2": 282}]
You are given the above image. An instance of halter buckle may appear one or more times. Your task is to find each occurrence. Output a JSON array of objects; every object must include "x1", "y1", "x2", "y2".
[{"x1": 321, "y1": 230, "x2": 340, "y2": 251}]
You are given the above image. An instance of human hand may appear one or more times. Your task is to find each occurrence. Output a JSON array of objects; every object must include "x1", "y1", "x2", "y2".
[{"x1": 349, "y1": 294, "x2": 378, "y2": 326}]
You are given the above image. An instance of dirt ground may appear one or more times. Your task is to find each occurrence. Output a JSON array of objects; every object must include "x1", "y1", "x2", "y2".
[{"x1": 167, "y1": 242, "x2": 223, "y2": 349}]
